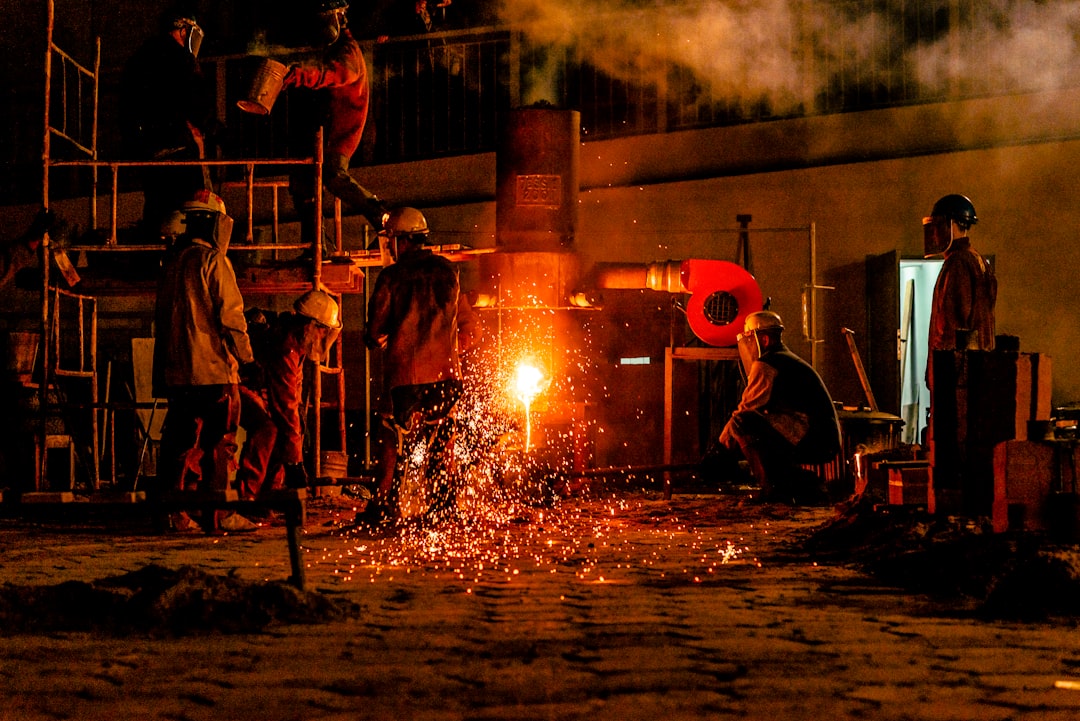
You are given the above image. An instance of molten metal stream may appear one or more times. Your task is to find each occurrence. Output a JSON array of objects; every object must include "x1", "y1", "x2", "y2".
[{"x1": 513, "y1": 362, "x2": 545, "y2": 451}]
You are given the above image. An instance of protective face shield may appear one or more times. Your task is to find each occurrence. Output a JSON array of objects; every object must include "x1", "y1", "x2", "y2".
[
  {"x1": 185, "y1": 211, "x2": 234, "y2": 251},
  {"x1": 180, "y1": 191, "x2": 234, "y2": 251},
  {"x1": 301, "y1": 322, "x2": 340, "y2": 362},
  {"x1": 172, "y1": 16, "x2": 204, "y2": 57},
  {"x1": 736, "y1": 311, "x2": 784, "y2": 369},
  {"x1": 922, "y1": 215, "x2": 952, "y2": 257},
  {"x1": 186, "y1": 23, "x2": 205, "y2": 57},
  {"x1": 313, "y1": 2, "x2": 349, "y2": 45},
  {"x1": 923, "y1": 194, "x2": 977, "y2": 257},
  {"x1": 380, "y1": 207, "x2": 429, "y2": 262}
]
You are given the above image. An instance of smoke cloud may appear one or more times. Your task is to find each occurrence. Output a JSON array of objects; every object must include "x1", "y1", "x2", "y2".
[{"x1": 498, "y1": 0, "x2": 1080, "y2": 115}]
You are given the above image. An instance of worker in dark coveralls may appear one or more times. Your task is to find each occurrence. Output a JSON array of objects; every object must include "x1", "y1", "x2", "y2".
[
  {"x1": 360, "y1": 207, "x2": 478, "y2": 525},
  {"x1": 274, "y1": 0, "x2": 389, "y2": 256},
  {"x1": 235, "y1": 290, "x2": 343, "y2": 500},
  {"x1": 154, "y1": 191, "x2": 255, "y2": 532},
  {"x1": 120, "y1": 3, "x2": 213, "y2": 238},
  {"x1": 924, "y1": 193, "x2": 998, "y2": 375},
  {"x1": 719, "y1": 311, "x2": 841, "y2": 504}
]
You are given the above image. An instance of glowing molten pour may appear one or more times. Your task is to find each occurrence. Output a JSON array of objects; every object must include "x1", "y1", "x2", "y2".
[{"x1": 513, "y1": 362, "x2": 546, "y2": 451}]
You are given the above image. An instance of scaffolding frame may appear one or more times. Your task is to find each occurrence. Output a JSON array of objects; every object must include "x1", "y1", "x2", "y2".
[{"x1": 39, "y1": 0, "x2": 348, "y2": 492}]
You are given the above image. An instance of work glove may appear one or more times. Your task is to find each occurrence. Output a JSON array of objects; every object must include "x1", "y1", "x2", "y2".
[{"x1": 284, "y1": 462, "x2": 309, "y2": 489}]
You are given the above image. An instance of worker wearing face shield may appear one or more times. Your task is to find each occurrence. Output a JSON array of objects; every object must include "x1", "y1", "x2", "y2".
[
  {"x1": 359, "y1": 208, "x2": 479, "y2": 526},
  {"x1": 153, "y1": 191, "x2": 255, "y2": 531},
  {"x1": 120, "y1": 3, "x2": 214, "y2": 239},
  {"x1": 235, "y1": 290, "x2": 343, "y2": 500},
  {"x1": 924, "y1": 194, "x2": 997, "y2": 364},
  {"x1": 268, "y1": 0, "x2": 389, "y2": 258},
  {"x1": 719, "y1": 311, "x2": 841, "y2": 505}
]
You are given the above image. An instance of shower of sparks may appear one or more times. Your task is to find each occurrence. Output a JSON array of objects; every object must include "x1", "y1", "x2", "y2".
[
  {"x1": 312, "y1": 302, "x2": 757, "y2": 589},
  {"x1": 314, "y1": 497, "x2": 756, "y2": 589}
]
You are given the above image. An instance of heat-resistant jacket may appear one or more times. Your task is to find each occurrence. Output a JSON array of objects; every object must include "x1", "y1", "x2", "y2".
[
  {"x1": 283, "y1": 28, "x2": 368, "y2": 160},
  {"x1": 721, "y1": 343, "x2": 841, "y2": 463},
  {"x1": 928, "y1": 237, "x2": 997, "y2": 352},
  {"x1": 364, "y1": 247, "x2": 477, "y2": 390},
  {"x1": 154, "y1": 236, "x2": 253, "y2": 392}
]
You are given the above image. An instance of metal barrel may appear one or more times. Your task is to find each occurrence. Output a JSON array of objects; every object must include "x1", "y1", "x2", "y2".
[{"x1": 237, "y1": 58, "x2": 288, "y2": 115}]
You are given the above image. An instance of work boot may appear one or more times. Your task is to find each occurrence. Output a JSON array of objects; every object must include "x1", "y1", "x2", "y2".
[
  {"x1": 169, "y1": 511, "x2": 201, "y2": 533},
  {"x1": 217, "y1": 512, "x2": 259, "y2": 533}
]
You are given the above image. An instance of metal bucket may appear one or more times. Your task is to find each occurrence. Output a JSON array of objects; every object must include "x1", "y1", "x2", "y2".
[
  {"x1": 237, "y1": 58, "x2": 287, "y2": 115},
  {"x1": 320, "y1": 450, "x2": 349, "y2": 480}
]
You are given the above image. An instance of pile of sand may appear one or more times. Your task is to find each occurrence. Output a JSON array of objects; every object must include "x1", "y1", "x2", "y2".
[{"x1": 0, "y1": 564, "x2": 359, "y2": 636}]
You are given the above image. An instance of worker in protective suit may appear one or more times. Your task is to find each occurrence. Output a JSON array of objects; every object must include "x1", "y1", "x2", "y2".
[
  {"x1": 271, "y1": 0, "x2": 389, "y2": 257},
  {"x1": 120, "y1": 3, "x2": 213, "y2": 238},
  {"x1": 154, "y1": 191, "x2": 255, "y2": 532},
  {"x1": 924, "y1": 194, "x2": 997, "y2": 364},
  {"x1": 236, "y1": 290, "x2": 343, "y2": 500},
  {"x1": 719, "y1": 311, "x2": 841, "y2": 505},
  {"x1": 360, "y1": 207, "x2": 479, "y2": 525}
]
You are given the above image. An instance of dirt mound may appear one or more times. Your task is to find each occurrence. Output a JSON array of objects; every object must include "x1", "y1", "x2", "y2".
[
  {"x1": 804, "y1": 496, "x2": 1080, "y2": 620},
  {"x1": 0, "y1": 564, "x2": 359, "y2": 637}
]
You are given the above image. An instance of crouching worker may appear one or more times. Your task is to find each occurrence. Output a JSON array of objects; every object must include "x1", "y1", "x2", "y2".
[
  {"x1": 719, "y1": 311, "x2": 841, "y2": 505},
  {"x1": 359, "y1": 208, "x2": 479, "y2": 526},
  {"x1": 236, "y1": 290, "x2": 343, "y2": 501}
]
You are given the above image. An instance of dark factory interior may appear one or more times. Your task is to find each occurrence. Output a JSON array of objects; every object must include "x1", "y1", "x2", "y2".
[{"x1": 4, "y1": 1, "x2": 1080, "y2": 718}]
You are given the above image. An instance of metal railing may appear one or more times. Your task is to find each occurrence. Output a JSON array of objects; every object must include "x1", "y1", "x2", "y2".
[{"x1": 19, "y1": 1, "x2": 1073, "y2": 203}]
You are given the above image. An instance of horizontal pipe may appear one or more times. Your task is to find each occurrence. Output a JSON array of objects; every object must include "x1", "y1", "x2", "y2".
[{"x1": 590, "y1": 261, "x2": 685, "y2": 293}]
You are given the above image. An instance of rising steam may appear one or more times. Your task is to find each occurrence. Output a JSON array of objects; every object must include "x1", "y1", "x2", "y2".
[{"x1": 498, "y1": 0, "x2": 1080, "y2": 113}]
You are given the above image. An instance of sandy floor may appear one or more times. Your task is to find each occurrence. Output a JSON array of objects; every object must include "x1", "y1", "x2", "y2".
[{"x1": 2, "y1": 491, "x2": 1080, "y2": 720}]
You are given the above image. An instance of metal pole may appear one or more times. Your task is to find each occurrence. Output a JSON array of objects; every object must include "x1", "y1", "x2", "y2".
[
  {"x1": 363, "y1": 264, "x2": 372, "y2": 467},
  {"x1": 312, "y1": 129, "x2": 323, "y2": 478},
  {"x1": 663, "y1": 346, "x2": 673, "y2": 499},
  {"x1": 810, "y1": 222, "x2": 818, "y2": 368},
  {"x1": 38, "y1": 0, "x2": 55, "y2": 492}
]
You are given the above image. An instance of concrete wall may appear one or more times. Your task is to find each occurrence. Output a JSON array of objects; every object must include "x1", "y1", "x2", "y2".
[{"x1": 391, "y1": 90, "x2": 1080, "y2": 416}]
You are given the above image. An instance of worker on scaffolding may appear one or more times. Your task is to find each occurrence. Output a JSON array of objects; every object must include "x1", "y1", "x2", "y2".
[
  {"x1": 718, "y1": 310, "x2": 841, "y2": 505},
  {"x1": 119, "y1": 3, "x2": 213, "y2": 240},
  {"x1": 271, "y1": 0, "x2": 390, "y2": 258},
  {"x1": 235, "y1": 290, "x2": 343, "y2": 501},
  {"x1": 359, "y1": 208, "x2": 478, "y2": 526},
  {"x1": 153, "y1": 191, "x2": 256, "y2": 533}
]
